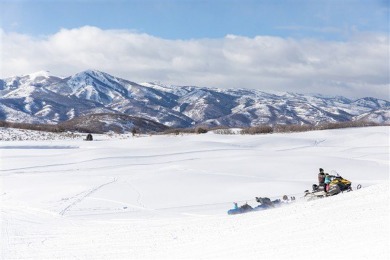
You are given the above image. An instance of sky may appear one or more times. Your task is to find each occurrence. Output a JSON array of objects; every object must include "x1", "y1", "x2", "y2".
[{"x1": 0, "y1": 0, "x2": 389, "y2": 99}]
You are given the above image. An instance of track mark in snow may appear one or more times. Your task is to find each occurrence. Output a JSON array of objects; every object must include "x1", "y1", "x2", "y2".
[
  {"x1": 0, "y1": 157, "x2": 201, "y2": 176},
  {"x1": 59, "y1": 178, "x2": 117, "y2": 216},
  {"x1": 314, "y1": 139, "x2": 326, "y2": 146},
  {"x1": 0, "y1": 145, "x2": 78, "y2": 150},
  {"x1": 276, "y1": 139, "x2": 326, "y2": 151},
  {"x1": 124, "y1": 181, "x2": 146, "y2": 209},
  {"x1": 1, "y1": 148, "x2": 251, "y2": 176}
]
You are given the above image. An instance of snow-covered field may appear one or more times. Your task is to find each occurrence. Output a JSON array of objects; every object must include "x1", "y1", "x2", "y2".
[{"x1": 1, "y1": 126, "x2": 389, "y2": 259}]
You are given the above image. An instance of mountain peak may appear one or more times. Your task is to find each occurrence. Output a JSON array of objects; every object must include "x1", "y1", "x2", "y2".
[
  {"x1": 1, "y1": 69, "x2": 389, "y2": 128},
  {"x1": 74, "y1": 69, "x2": 108, "y2": 77},
  {"x1": 28, "y1": 70, "x2": 51, "y2": 80},
  {"x1": 70, "y1": 70, "x2": 118, "y2": 83}
]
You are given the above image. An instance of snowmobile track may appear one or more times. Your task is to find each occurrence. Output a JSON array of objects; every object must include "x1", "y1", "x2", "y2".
[{"x1": 59, "y1": 178, "x2": 117, "y2": 216}]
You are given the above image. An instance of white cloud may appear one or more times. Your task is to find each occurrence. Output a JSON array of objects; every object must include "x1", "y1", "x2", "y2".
[{"x1": 1, "y1": 26, "x2": 389, "y2": 99}]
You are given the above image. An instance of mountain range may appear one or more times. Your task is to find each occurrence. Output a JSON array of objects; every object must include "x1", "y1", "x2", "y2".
[{"x1": 1, "y1": 70, "x2": 389, "y2": 132}]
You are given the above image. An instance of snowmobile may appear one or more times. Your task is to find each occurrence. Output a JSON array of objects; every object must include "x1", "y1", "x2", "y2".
[
  {"x1": 227, "y1": 197, "x2": 283, "y2": 215},
  {"x1": 253, "y1": 197, "x2": 283, "y2": 211},
  {"x1": 330, "y1": 175, "x2": 353, "y2": 192},
  {"x1": 227, "y1": 202, "x2": 253, "y2": 215},
  {"x1": 304, "y1": 175, "x2": 361, "y2": 201},
  {"x1": 304, "y1": 184, "x2": 327, "y2": 201}
]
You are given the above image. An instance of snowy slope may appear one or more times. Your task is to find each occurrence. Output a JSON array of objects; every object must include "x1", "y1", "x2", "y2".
[{"x1": 0, "y1": 126, "x2": 389, "y2": 259}]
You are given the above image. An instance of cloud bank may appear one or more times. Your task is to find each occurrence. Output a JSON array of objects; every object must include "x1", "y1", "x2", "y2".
[{"x1": 1, "y1": 26, "x2": 389, "y2": 99}]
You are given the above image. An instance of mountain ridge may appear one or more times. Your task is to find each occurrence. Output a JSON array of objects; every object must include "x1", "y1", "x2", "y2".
[{"x1": 1, "y1": 70, "x2": 389, "y2": 131}]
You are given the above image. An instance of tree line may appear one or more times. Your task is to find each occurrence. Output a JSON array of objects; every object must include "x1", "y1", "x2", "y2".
[{"x1": 0, "y1": 119, "x2": 386, "y2": 136}]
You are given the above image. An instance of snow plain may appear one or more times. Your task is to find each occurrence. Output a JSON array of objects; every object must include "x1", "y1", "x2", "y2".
[{"x1": 1, "y1": 126, "x2": 389, "y2": 259}]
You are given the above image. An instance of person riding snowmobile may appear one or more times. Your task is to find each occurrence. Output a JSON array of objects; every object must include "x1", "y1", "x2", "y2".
[
  {"x1": 318, "y1": 168, "x2": 326, "y2": 191},
  {"x1": 324, "y1": 174, "x2": 333, "y2": 192}
]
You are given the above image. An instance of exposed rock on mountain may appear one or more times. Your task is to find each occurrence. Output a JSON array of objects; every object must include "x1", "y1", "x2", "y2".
[{"x1": 1, "y1": 70, "x2": 389, "y2": 130}]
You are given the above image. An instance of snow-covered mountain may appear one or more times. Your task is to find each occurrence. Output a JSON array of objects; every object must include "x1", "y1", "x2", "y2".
[
  {"x1": 1, "y1": 70, "x2": 389, "y2": 128},
  {"x1": 58, "y1": 113, "x2": 168, "y2": 133}
]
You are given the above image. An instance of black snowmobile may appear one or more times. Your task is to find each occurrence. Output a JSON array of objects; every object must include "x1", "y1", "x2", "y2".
[
  {"x1": 227, "y1": 197, "x2": 285, "y2": 215},
  {"x1": 253, "y1": 197, "x2": 283, "y2": 211},
  {"x1": 227, "y1": 202, "x2": 253, "y2": 215}
]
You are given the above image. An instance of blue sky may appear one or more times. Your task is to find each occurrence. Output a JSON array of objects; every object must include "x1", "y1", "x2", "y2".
[
  {"x1": 2, "y1": 0, "x2": 388, "y2": 40},
  {"x1": 1, "y1": 0, "x2": 389, "y2": 99}
]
